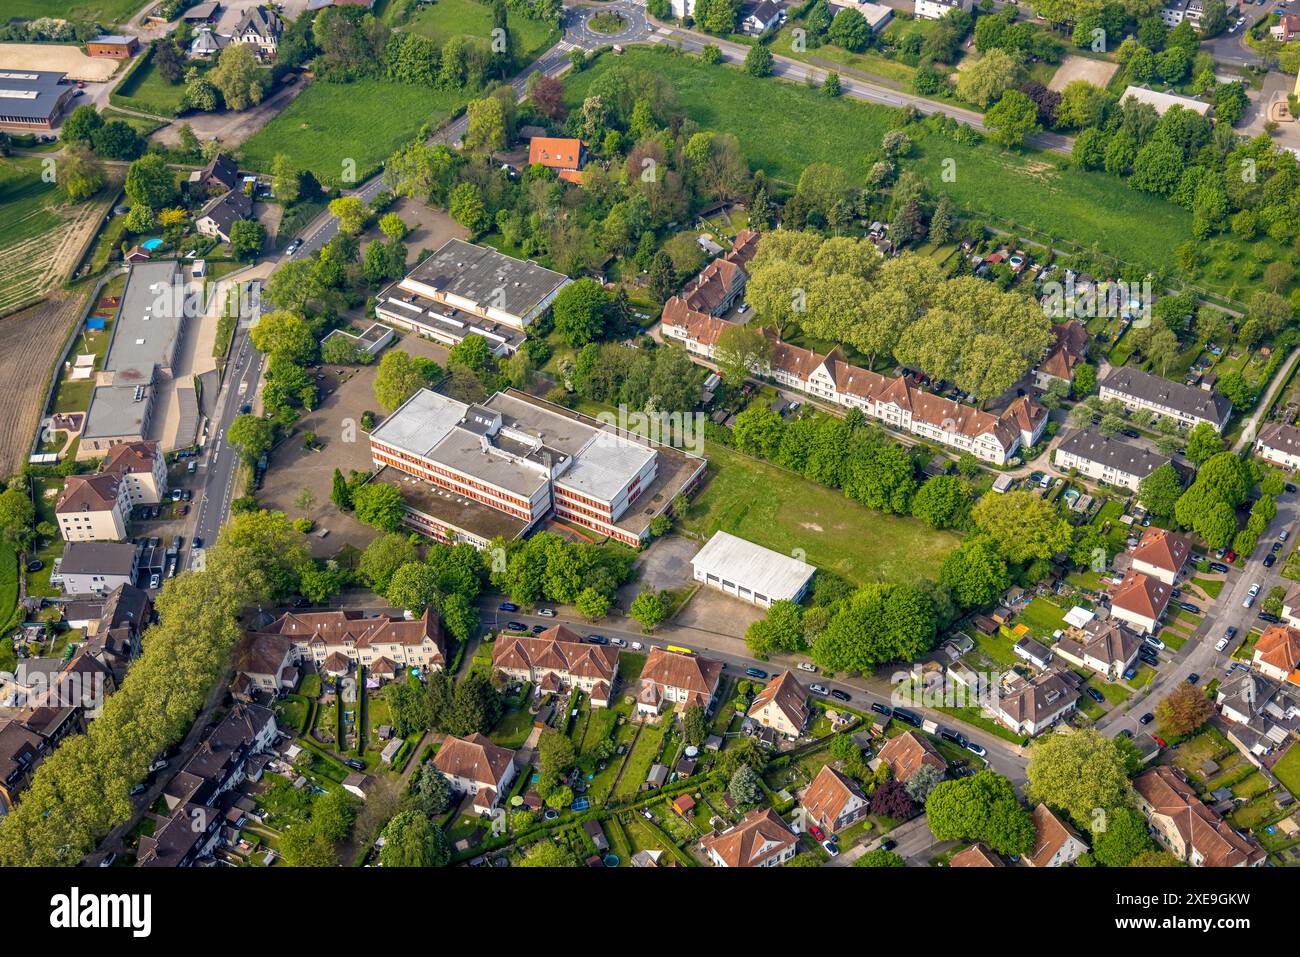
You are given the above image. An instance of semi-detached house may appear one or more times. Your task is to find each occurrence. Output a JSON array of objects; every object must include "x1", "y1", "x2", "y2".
[
  {"x1": 1099, "y1": 366, "x2": 1232, "y2": 433},
  {"x1": 1053, "y1": 428, "x2": 1171, "y2": 492},
  {"x1": 492, "y1": 625, "x2": 619, "y2": 707}
]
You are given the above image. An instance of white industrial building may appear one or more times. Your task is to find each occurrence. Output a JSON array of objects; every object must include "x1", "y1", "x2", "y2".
[{"x1": 690, "y1": 531, "x2": 816, "y2": 607}]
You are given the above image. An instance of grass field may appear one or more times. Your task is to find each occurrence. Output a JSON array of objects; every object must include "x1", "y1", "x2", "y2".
[
  {"x1": 564, "y1": 47, "x2": 1265, "y2": 295},
  {"x1": 111, "y1": 55, "x2": 189, "y2": 118},
  {"x1": 1274, "y1": 743, "x2": 1300, "y2": 799},
  {"x1": 682, "y1": 440, "x2": 960, "y2": 586},
  {"x1": 0, "y1": 158, "x2": 75, "y2": 316},
  {"x1": 2, "y1": 0, "x2": 147, "y2": 22},
  {"x1": 240, "y1": 78, "x2": 468, "y2": 185},
  {"x1": 391, "y1": 0, "x2": 560, "y2": 64},
  {"x1": 0, "y1": 539, "x2": 17, "y2": 634}
]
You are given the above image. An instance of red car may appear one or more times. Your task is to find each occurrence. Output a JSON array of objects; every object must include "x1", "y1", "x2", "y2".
[
  {"x1": 1151, "y1": 735, "x2": 1168, "y2": 748},
  {"x1": 1225, "y1": 550, "x2": 1237, "y2": 563},
  {"x1": 808, "y1": 825, "x2": 825, "y2": 842}
]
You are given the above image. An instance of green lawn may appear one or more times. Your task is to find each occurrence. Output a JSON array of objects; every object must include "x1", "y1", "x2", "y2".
[
  {"x1": 391, "y1": 0, "x2": 560, "y2": 64},
  {"x1": 0, "y1": 539, "x2": 17, "y2": 636},
  {"x1": 564, "y1": 47, "x2": 1269, "y2": 297},
  {"x1": 1017, "y1": 597, "x2": 1070, "y2": 637},
  {"x1": 682, "y1": 440, "x2": 960, "y2": 586},
  {"x1": 3, "y1": 0, "x2": 147, "y2": 21},
  {"x1": 111, "y1": 56, "x2": 189, "y2": 118},
  {"x1": 0, "y1": 157, "x2": 66, "y2": 315},
  {"x1": 1274, "y1": 743, "x2": 1300, "y2": 799},
  {"x1": 240, "y1": 78, "x2": 469, "y2": 186}
]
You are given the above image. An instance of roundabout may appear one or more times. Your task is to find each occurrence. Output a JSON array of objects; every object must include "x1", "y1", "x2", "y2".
[{"x1": 568, "y1": 1, "x2": 652, "y2": 47}]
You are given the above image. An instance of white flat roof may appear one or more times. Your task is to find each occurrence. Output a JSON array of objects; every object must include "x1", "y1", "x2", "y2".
[
  {"x1": 691, "y1": 530, "x2": 816, "y2": 602},
  {"x1": 1121, "y1": 85, "x2": 1211, "y2": 116},
  {"x1": 560, "y1": 430, "x2": 656, "y2": 502}
]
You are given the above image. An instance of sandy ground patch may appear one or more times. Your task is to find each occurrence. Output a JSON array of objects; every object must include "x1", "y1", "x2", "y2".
[
  {"x1": 1048, "y1": 54, "x2": 1118, "y2": 92},
  {"x1": 0, "y1": 43, "x2": 122, "y2": 82}
]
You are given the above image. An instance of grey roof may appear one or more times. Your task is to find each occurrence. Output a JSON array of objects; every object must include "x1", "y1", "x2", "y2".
[
  {"x1": 60, "y1": 542, "x2": 140, "y2": 576},
  {"x1": 1101, "y1": 366, "x2": 1231, "y2": 424},
  {"x1": 691, "y1": 530, "x2": 816, "y2": 602},
  {"x1": 1056, "y1": 428, "x2": 1171, "y2": 480},
  {"x1": 399, "y1": 240, "x2": 570, "y2": 328},
  {"x1": 83, "y1": 384, "x2": 152, "y2": 441},
  {"x1": 0, "y1": 69, "x2": 72, "y2": 121},
  {"x1": 234, "y1": 5, "x2": 282, "y2": 37},
  {"x1": 104, "y1": 262, "x2": 184, "y2": 381},
  {"x1": 372, "y1": 388, "x2": 655, "y2": 503},
  {"x1": 182, "y1": 1, "x2": 222, "y2": 18},
  {"x1": 91, "y1": 35, "x2": 133, "y2": 44},
  {"x1": 198, "y1": 188, "x2": 253, "y2": 238},
  {"x1": 1256, "y1": 422, "x2": 1300, "y2": 455}
]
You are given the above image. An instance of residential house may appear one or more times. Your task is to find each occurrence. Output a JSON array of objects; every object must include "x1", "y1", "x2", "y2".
[
  {"x1": 993, "y1": 671, "x2": 1079, "y2": 736},
  {"x1": 1128, "y1": 527, "x2": 1191, "y2": 585},
  {"x1": 100, "y1": 439, "x2": 168, "y2": 506},
  {"x1": 1033, "y1": 319, "x2": 1089, "y2": 390},
  {"x1": 1283, "y1": 582, "x2": 1300, "y2": 628},
  {"x1": 1054, "y1": 618, "x2": 1142, "y2": 681},
  {"x1": 747, "y1": 671, "x2": 811, "y2": 739},
  {"x1": 1013, "y1": 636, "x2": 1054, "y2": 670},
  {"x1": 58, "y1": 542, "x2": 141, "y2": 596},
  {"x1": 527, "y1": 136, "x2": 587, "y2": 184},
  {"x1": 830, "y1": 0, "x2": 894, "y2": 31},
  {"x1": 231, "y1": 5, "x2": 283, "y2": 57},
  {"x1": 1003, "y1": 394, "x2": 1050, "y2": 450},
  {"x1": 1215, "y1": 669, "x2": 1299, "y2": 763},
  {"x1": 137, "y1": 801, "x2": 223, "y2": 866},
  {"x1": 740, "y1": 0, "x2": 786, "y2": 34},
  {"x1": 1270, "y1": 13, "x2": 1300, "y2": 40},
  {"x1": 915, "y1": 0, "x2": 969, "y2": 18},
  {"x1": 801, "y1": 764, "x2": 869, "y2": 835},
  {"x1": 235, "y1": 632, "x2": 301, "y2": 697},
  {"x1": 433, "y1": 733, "x2": 517, "y2": 815},
  {"x1": 0, "y1": 718, "x2": 51, "y2": 814},
  {"x1": 188, "y1": 25, "x2": 230, "y2": 58},
  {"x1": 56, "y1": 472, "x2": 128, "y2": 542},
  {"x1": 195, "y1": 188, "x2": 253, "y2": 244},
  {"x1": 1053, "y1": 429, "x2": 1172, "y2": 492},
  {"x1": 876, "y1": 730, "x2": 946, "y2": 782},
  {"x1": 1252, "y1": 624, "x2": 1300, "y2": 685},
  {"x1": 1107, "y1": 571, "x2": 1172, "y2": 634},
  {"x1": 492, "y1": 625, "x2": 619, "y2": 706},
  {"x1": 1133, "y1": 765, "x2": 1266, "y2": 867},
  {"x1": 636, "y1": 648, "x2": 723, "y2": 716},
  {"x1": 188, "y1": 152, "x2": 239, "y2": 196},
  {"x1": 1026, "y1": 804, "x2": 1088, "y2": 867},
  {"x1": 950, "y1": 842, "x2": 1004, "y2": 867},
  {"x1": 256, "y1": 608, "x2": 447, "y2": 675},
  {"x1": 161, "y1": 702, "x2": 277, "y2": 812},
  {"x1": 700, "y1": 807, "x2": 798, "y2": 867},
  {"x1": 1099, "y1": 366, "x2": 1232, "y2": 432},
  {"x1": 1255, "y1": 422, "x2": 1300, "y2": 471}
]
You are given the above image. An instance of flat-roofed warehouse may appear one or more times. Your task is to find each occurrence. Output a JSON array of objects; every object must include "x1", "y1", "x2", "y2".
[
  {"x1": 0, "y1": 70, "x2": 76, "y2": 130},
  {"x1": 375, "y1": 239, "x2": 571, "y2": 355},
  {"x1": 690, "y1": 530, "x2": 816, "y2": 607}
]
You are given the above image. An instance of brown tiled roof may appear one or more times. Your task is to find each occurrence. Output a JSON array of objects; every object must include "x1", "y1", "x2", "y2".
[
  {"x1": 640, "y1": 648, "x2": 723, "y2": 697},
  {"x1": 268, "y1": 609, "x2": 445, "y2": 663},
  {"x1": 1255, "y1": 624, "x2": 1300, "y2": 681},
  {"x1": 877, "y1": 730, "x2": 945, "y2": 783},
  {"x1": 1134, "y1": 766, "x2": 1265, "y2": 867},
  {"x1": 492, "y1": 625, "x2": 618, "y2": 683},
  {"x1": 747, "y1": 671, "x2": 809, "y2": 730},
  {"x1": 1003, "y1": 394, "x2": 1047, "y2": 434},
  {"x1": 802, "y1": 764, "x2": 866, "y2": 829},
  {"x1": 322, "y1": 651, "x2": 350, "y2": 673},
  {"x1": 1108, "y1": 571, "x2": 1171, "y2": 620},
  {"x1": 661, "y1": 296, "x2": 731, "y2": 347},
  {"x1": 1130, "y1": 527, "x2": 1191, "y2": 575},
  {"x1": 56, "y1": 473, "x2": 121, "y2": 514},
  {"x1": 433, "y1": 732, "x2": 515, "y2": 790},
  {"x1": 1028, "y1": 804, "x2": 1085, "y2": 867},
  {"x1": 683, "y1": 257, "x2": 746, "y2": 314},
  {"x1": 950, "y1": 842, "x2": 1003, "y2": 867},
  {"x1": 100, "y1": 440, "x2": 160, "y2": 477},
  {"x1": 528, "y1": 136, "x2": 584, "y2": 171},
  {"x1": 236, "y1": 632, "x2": 293, "y2": 677},
  {"x1": 700, "y1": 807, "x2": 797, "y2": 867}
]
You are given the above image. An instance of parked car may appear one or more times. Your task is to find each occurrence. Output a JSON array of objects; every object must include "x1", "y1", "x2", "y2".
[
  {"x1": 871, "y1": 702, "x2": 892, "y2": 717},
  {"x1": 149, "y1": 573, "x2": 160, "y2": 589},
  {"x1": 1282, "y1": 529, "x2": 1291, "y2": 541},
  {"x1": 1274, "y1": 541, "x2": 1285, "y2": 552},
  {"x1": 1178, "y1": 602, "x2": 1200, "y2": 614},
  {"x1": 797, "y1": 662, "x2": 817, "y2": 673},
  {"x1": 808, "y1": 824, "x2": 825, "y2": 842},
  {"x1": 1226, "y1": 626, "x2": 1238, "y2": 639},
  {"x1": 610, "y1": 637, "x2": 628, "y2": 648},
  {"x1": 1259, "y1": 612, "x2": 1281, "y2": 624},
  {"x1": 810, "y1": 684, "x2": 830, "y2": 695},
  {"x1": 1187, "y1": 673, "x2": 1200, "y2": 685},
  {"x1": 1086, "y1": 687, "x2": 1105, "y2": 704},
  {"x1": 1215, "y1": 637, "x2": 1230, "y2": 652},
  {"x1": 1123, "y1": 666, "x2": 1137, "y2": 680},
  {"x1": 537, "y1": 608, "x2": 556, "y2": 617},
  {"x1": 1139, "y1": 712, "x2": 1155, "y2": 725},
  {"x1": 892, "y1": 706, "x2": 921, "y2": 726},
  {"x1": 98, "y1": 852, "x2": 117, "y2": 867},
  {"x1": 824, "y1": 841, "x2": 840, "y2": 857},
  {"x1": 1265, "y1": 553, "x2": 1277, "y2": 568},
  {"x1": 506, "y1": 621, "x2": 527, "y2": 631},
  {"x1": 531, "y1": 625, "x2": 546, "y2": 634},
  {"x1": 498, "y1": 602, "x2": 518, "y2": 612},
  {"x1": 745, "y1": 667, "x2": 768, "y2": 679},
  {"x1": 344, "y1": 758, "x2": 366, "y2": 771},
  {"x1": 966, "y1": 741, "x2": 986, "y2": 758},
  {"x1": 586, "y1": 634, "x2": 609, "y2": 645},
  {"x1": 1226, "y1": 550, "x2": 1238, "y2": 562},
  {"x1": 1120, "y1": 428, "x2": 1141, "y2": 439},
  {"x1": 1152, "y1": 735, "x2": 1168, "y2": 748},
  {"x1": 879, "y1": 839, "x2": 896, "y2": 852},
  {"x1": 1249, "y1": 582, "x2": 1262, "y2": 597},
  {"x1": 1209, "y1": 561, "x2": 1230, "y2": 573},
  {"x1": 1117, "y1": 728, "x2": 1133, "y2": 738},
  {"x1": 830, "y1": 689, "x2": 851, "y2": 702},
  {"x1": 1144, "y1": 635, "x2": 1165, "y2": 650}
]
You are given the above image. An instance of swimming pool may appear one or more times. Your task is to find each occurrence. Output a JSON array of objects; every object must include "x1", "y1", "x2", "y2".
[{"x1": 141, "y1": 238, "x2": 163, "y2": 250}]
